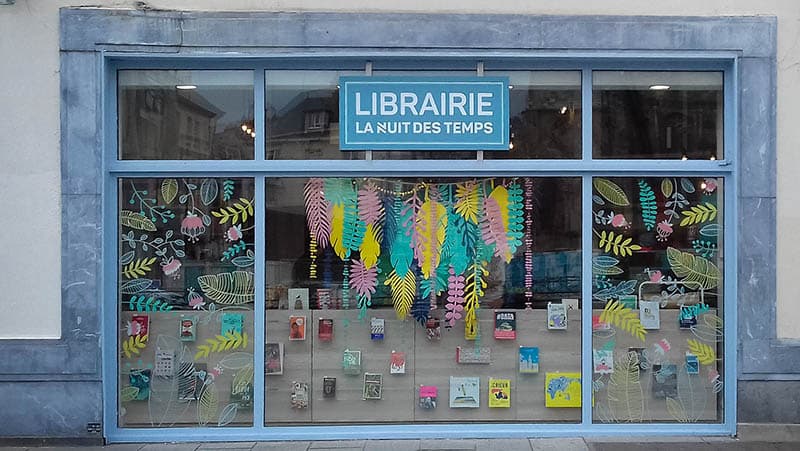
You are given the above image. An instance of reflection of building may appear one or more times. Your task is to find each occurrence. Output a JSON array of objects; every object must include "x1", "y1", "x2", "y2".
[{"x1": 267, "y1": 89, "x2": 342, "y2": 159}]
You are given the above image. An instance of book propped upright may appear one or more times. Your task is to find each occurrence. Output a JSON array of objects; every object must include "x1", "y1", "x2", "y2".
[{"x1": 488, "y1": 378, "x2": 511, "y2": 408}]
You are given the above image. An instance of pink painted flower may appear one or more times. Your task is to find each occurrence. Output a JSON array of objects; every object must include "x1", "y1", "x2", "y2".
[
  {"x1": 656, "y1": 220, "x2": 673, "y2": 241},
  {"x1": 649, "y1": 270, "x2": 664, "y2": 283},
  {"x1": 225, "y1": 224, "x2": 243, "y2": 242},
  {"x1": 702, "y1": 178, "x2": 718, "y2": 194},
  {"x1": 187, "y1": 288, "x2": 205, "y2": 310},
  {"x1": 610, "y1": 214, "x2": 630, "y2": 228},
  {"x1": 181, "y1": 211, "x2": 205, "y2": 243},
  {"x1": 160, "y1": 257, "x2": 182, "y2": 279}
]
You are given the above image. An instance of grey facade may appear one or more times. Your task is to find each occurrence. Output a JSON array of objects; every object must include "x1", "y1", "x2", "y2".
[{"x1": 0, "y1": 8, "x2": 785, "y2": 440}]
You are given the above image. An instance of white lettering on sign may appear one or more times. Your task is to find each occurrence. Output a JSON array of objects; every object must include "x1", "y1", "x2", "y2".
[{"x1": 355, "y1": 90, "x2": 495, "y2": 117}]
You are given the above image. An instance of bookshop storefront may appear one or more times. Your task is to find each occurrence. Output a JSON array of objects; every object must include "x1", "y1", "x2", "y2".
[{"x1": 57, "y1": 9, "x2": 775, "y2": 442}]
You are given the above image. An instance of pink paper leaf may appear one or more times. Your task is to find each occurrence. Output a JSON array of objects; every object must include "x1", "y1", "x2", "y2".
[
  {"x1": 349, "y1": 259, "x2": 378, "y2": 302},
  {"x1": 444, "y1": 267, "x2": 466, "y2": 327},
  {"x1": 303, "y1": 178, "x2": 331, "y2": 249},
  {"x1": 481, "y1": 196, "x2": 510, "y2": 261},
  {"x1": 357, "y1": 183, "x2": 384, "y2": 226}
]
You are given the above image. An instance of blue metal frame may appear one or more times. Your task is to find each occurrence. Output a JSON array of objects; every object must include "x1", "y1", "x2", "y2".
[{"x1": 102, "y1": 54, "x2": 737, "y2": 442}]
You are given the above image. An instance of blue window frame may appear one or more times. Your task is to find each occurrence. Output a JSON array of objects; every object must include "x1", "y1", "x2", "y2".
[{"x1": 102, "y1": 55, "x2": 737, "y2": 441}]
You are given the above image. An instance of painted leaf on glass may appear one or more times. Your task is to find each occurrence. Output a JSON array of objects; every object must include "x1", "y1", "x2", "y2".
[
  {"x1": 197, "y1": 271, "x2": 255, "y2": 305},
  {"x1": 607, "y1": 351, "x2": 644, "y2": 422},
  {"x1": 661, "y1": 178, "x2": 674, "y2": 198},
  {"x1": 120, "y1": 210, "x2": 157, "y2": 232},
  {"x1": 599, "y1": 300, "x2": 646, "y2": 341},
  {"x1": 197, "y1": 385, "x2": 218, "y2": 426},
  {"x1": 638, "y1": 180, "x2": 657, "y2": 231},
  {"x1": 593, "y1": 178, "x2": 630, "y2": 206},
  {"x1": 161, "y1": 179, "x2": 178, "y2": 204},
  {"x1": 594, "y1": 230, "x2": 642, "y2": 257},
  {"x1": 200, "y1": 178, "x2": 219, "y2": 206},
  {"x1": 666, "y1": 247, "x2": 720, "y2": 290},
  {"x1": 122, "y1": 257, "x2": 157, "y2": 279},
  {"x1": 679, "y1": 203, "x2": 718, "y2": 227},
  {"x1": 687, "y1": 339, "x2": 717, "y2": 365}
]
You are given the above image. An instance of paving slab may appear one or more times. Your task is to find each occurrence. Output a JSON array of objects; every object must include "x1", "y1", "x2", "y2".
[
  {"x1": 139, "y1": 444, "x2": 200, "y2": 451},
  {"x1": 197, "y1": 443, "x2": 256, "y2": 450},
  {"x1": 737, "y1": 424, "x2": 800, "y2": 442},
  {"x1": 474, "y1": 438, "x2": 531, "y2": 451},
  {"x1": 363, "y1": 439, "x2": 421, "y2": 451},
  {"x1": 252, "y1": 442, "x2": 310, "y2": 451},
  {"x1": 530, "y1": 438, "x2": 588, "y2": 451},
  {"x1": 309, "y1": 441, "x2": 365, "y2": 450},
  {"x1": 419, "y1": 439, "x2": 476, "y2": 450}
]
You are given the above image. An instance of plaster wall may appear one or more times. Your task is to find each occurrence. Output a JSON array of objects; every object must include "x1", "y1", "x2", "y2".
[{"x1": 0, "y1": 0, "x2": 795, "y2": 339}]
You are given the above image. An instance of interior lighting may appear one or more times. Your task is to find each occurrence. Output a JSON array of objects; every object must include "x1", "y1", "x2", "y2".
[
  {"x1": 681, "y1": 153, "x2": 688, "y2": 161},
  {"x1": 241, "y1": 124, "x2": 248, "y2": 131},
  {"x1": 560, "y1": 106, "x2": 568, "y2": 115},
  {"x1": 649, "y1": 84, "x2": 670, "y2": 91},
  {"x1": 509, "y1": 141, "x2": 514, "y2": 150},
  {"x1": 710, "y1": 155, "x2": 717, "y2": 161},
  {"x1": 176, "y1": 85, "x2": 197, "y2": 90}
]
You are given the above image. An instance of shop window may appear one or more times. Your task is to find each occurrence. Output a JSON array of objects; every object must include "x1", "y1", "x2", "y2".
[
  {"x1": 592, "y1": 72, "x2": 723, "y2": 160},
  {"x1": 117, "y1": 177, "x2": 255, "y2": 428},
  {"x1": 590, "y1": 176, "x2": 724, "y2": 423},
  {"x1": 264, "y1": 176, "x2": 582, "y2": 423},
  {"x1": 119, "y1": 71, "x2": 255, "y2": 160}
]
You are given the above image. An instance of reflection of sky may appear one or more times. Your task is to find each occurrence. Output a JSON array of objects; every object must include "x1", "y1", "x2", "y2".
[{"x1": 197, "y1": 87, "x2": 253, "y2": 132}]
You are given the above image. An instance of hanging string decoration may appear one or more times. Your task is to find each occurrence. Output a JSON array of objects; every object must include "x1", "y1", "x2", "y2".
[
  {"x1": 303, "y1": 178, "x2": 331, "y2": 279},
  {"x1": 523, "y1": 178, "x2": 535, "y2": 301}
]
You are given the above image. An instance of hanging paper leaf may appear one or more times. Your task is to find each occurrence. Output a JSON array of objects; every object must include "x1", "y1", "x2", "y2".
[
  {"x1": 200, "y1": 179, "x2": 219, "y2": 206},
  {"x1": 217, "y1": 403, "x2": 238, "y2": 427},
  {"x1": 324, "y1": 178, "x2": 353, "y2": 206},
  {"x1": 680, "y1": 178, "x2": 696, "y2": 194},
  {"x1": 638, "y1": 180, "x2": 657, "y2": 231},
  {"x1": 161, "y1": 179, "x2": 178, "y2": 204},
  {"x1": 330, "y1": 204, "x2": 346, "y2": 259},
  {"x1": 120, "y1": 210, "x2": 158, "y2": 232},
  {"x1": 402, "y1": 189, "x2": 423, "y2": 260},
  {"x1": 197, "y1": 385, "x2": 218, "y2": 426},
  {"x1": 607, "y1": 351, "x2": 644, "y2": 422},
  {"x1": 411, "y1": 288, "x2": 430, "y2": 325},
  {"x1": 593, "y1": 179, "x2": 630, "y2": 206},
  {"x1": 699, "y1": 224, "x2": 723, "y2": 237},
  {"x1": 384, "y1": 268, "x2": 416, "y2": 319},
  {"x1": 359, "y1": 224, "x2": 381, "y2": 268},
  {"x1": 445, "y1": 267, "x2": 466, "y2": 327},
  {"x1": 464, "y1": 260, "x2": 488, "y2": 326},
  {"x1": 350, "y1": 259, "x2": 378, "y2": 302},
  {"x1": 357, "y1": 183, "x2": 384, "y2": 227},
  {"x1": 481, "y1": 195, "x2": 511, "y2": 262},
  {"x1": 197, "y1": 271, "x2": 255, "y2": 305},
  {"x1": 455, "y1": 181, "x2": 480, "y2": 224},
  {"x1": 420, "y1": 264, "x2": 449, "y2": 299},
  {"x1": 505, "y1": 182, "x2": 524, "y2": 257},
  {"x1": 679, "y1": 203, "x2": 718, "y2": 227},
  {"x1": 444, "y1": 212, "x2": 470, "y2": 275},
  {"x1": 303, "y1": 178, "x2": 332, "y2": 249},
  {"x1": 687, "y1": 339, "x2": 717, "y2": 365},
  {"x1": 415, "y1": 198, "x2": 447, "y2": 279},
  {"x1": 666, "y1": 247, "x2": 720, "y2": 290},
  {"x1": 341, "y1": 195, "x2": 366, "y2": 260},
  {"x1": 661, "y1": 179, "x2": 674, "y2": 198},
  {"x1": 381, "y1": 193, "x2": 398, "y2": 251},
  {"x1": 599, "y1": 300, "x2": 647, "y2": 341},
  {"x1": 593, "y1": 230, "x2": 642, "y2": 257}
]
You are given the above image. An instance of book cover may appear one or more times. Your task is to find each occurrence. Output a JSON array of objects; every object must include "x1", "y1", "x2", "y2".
[
  {"x1": 153, "y1": 349, "x2": 175, "y2": 377},
  {"x1": 370, "y1": 317, "x2": 385, "y2": 340},
  {"x1": 685, "y1": 352, "x2": 700, "y2": 375},
  {"x1": 265, "y1": 342, "x2": 284, "y2": 376},
  {"x1": 544, "y1": 372, "x2": 581, "y2": 408},
  {"x1": 318, "y1": 318, "x2": 334, "y2": 342},
  {"x1": 456, "y1": 346, "x2": 492, "y2": 364},
  {"x1": 343, "y1": 349, "x2": 362, "y2": 375},
  {"x1": 323, "y1": 376, "x2": 336, "y2": 398},
  {"x1": 221, "y1": 312, "x2": 244, "y2": 335},
  {"x1": 652, "y1": 364, "x2": 678, "y2": 399},
  {"x1": 547, "y1": 303, "x2": 567, "y2": 330},
  {"x1": 425, "y1": 317, "x2": 441, "y2": 341},
  {"x1": 230, "y1": 378, "x2": 253, "y2": 408},
  {"x1": 290, "y1": 381, "x2": 309, "y2": 408},
  {"x1": 561, "y1": 298, "x2": 579, "y2": 311},
  {"x1": 363, "y1": 373, "x2": 383, "y2": 400},
  {"x1": 592, "y1": 349, "x2": 614, "y2": 374},
  {"x1": 129, "y1": 314, "x2": 149, "y2": 338},
  {"x1": 639, "y1": 300, "x2": 661, "y2": 329},
  {"x1": 679, "y1": 305, "x2": 698, "y2": 329},
  {"x1": 129, "y1": 368, "x2": 151, "y2": 401},
  {"x1": 289, "y1": 288, "x2": 309, "y2": 310},
  {"x1": 618, "y1": 294, "x2": 638, "y2": 309},
  {"x1": 449, "y1": 376, "x2": 480, "y2": 408},
  {"x1": 390, "y1": 351, "x2": 406, "y2": 374},
  {"x1": 179, "y1": 316, "x2": 196, "y2": 342},
  {"x1": 592, "y1": 314, "x2": 611, "y2": 331},
  {"x1": 289, "y1": 315, "x2": 306, "y2": 340},
  {"x1": 418, "y1": 385, "x2": 438, "y2": 409},
  {"x1": 628, "y1": 347, "x2": 648, "y2": 371},
  {"x1": 488, "y1": 378, "x2": 511, "y2": 408},
  {"x1": 519, "y1": 346, "x2": 540, "y2": 374},
  {"x1": 494, "y1": 310, "x2": 517, "y2": 340},
  {"x1": 177, "y1": 363, "x2": 206, "y2": 401}
]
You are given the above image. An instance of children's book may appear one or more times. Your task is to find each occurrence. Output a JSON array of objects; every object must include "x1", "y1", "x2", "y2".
[
  {"x1": 547, "y1": 303, "x2": 567, "y2": 330},
  {"x1": 639, "y1": 300, "x2": 661, "y2": 329},
  {"x1": 592, "y1": 349, "x2": 614, "y2": 374},
  {"x1": 519, "y1": 347, "x2": 540, "y2": 374},
  {"x1": 221, "y1": 312, "x2": 244, "y2": 335},
  {"x1": 318, "y1": 318, "x2": 334, "y2": 342},
  {"x1": 425, "y1": 317, "x2": 441, "y2": 341},
  {"x1": 370, "y1": 317, "x2": 385, "y2": 340},
  {"x1": 686, "y1": 352, "x2": 700, "y2": 375},
  {"x1": 390, "y1": 351, "x2": 406, "y2": 374},
  {"x1": 363, "y1": 373, "x2": 383, "y2": 400},
  {"x1": 290, "y1": 381, "x2": 309, "y2": 408},
  {"x1": 418, "y1": 385, "x2": 438, "y2": 409},
  {"x1": 178, "y1": 362, "x2": 206, "y2": 401},
  {"x1": 153, "y1": 349, "x2": 175, "y2": 377},
  {"x1": 679, "y1": 305, "x2": 699, "y2": 329},
  {"x1": 628, "y1": 347, "x2": 648, "y2": 371},
  {"x1": 561, "y1": 298, "x2": 579, "y2": 311},
  {"x1": 544, "y1": 372, "x2": 581, "y2": 408},
  {"x1": 618, "y1": 294, "x2": 638, "y2": 309},
  {"x1": 343, "y1": 349, "x2": 362, "y2": 375},
  {"x1": 288, "y1": 288, "x2": 309, "y2": 310},
  {"x1": 289, "y1": 315, "x2": 306, "y2": 340},
  {"x1": 265, "y1": 342, "x2": 284, "y2": 376},
  {"x1": 494, "y1": 310, "x2": 517, "y2": 340},
  {"x1": 129, "y1": 368, "x2": 151, "y2": 401},
  {"x1": 456, "y1": 346, "x2": 492, "y2": 364},
  {"x1": 449, "y1": 376, "x2": 480, "y2": 408},
  {"x1": 129, "y1": 315, "x2": 149, "y2": 337},
  {"x1": 488, "y1": 378, "x2": 511, "y2": 408},
  {"x1": 179, "y1": 316, "x2": 196, "y2": 342},
  {"x1": 652, "y1": 364, "x2": 678, "y2": 398},
  {"x1": 230, "y1": 378, "x2": 253, "y2": 408},
  {"x1": 323, "y1": 376, "x2": 336, "y2": 398}
]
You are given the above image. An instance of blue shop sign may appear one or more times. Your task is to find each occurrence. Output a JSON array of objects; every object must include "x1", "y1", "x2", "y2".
[{"x1": 339, "y1": 76, "x2": 509, "y2": 150}]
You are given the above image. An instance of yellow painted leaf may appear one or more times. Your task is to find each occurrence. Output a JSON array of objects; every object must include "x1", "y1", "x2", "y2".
[
  {"x1": 594, "y1": 178, "x2": 630, "y2": 206},
  {"x1": 197, "y1": 385, "x2": 218, "y2": 426},
  {"x1": 120, "y1": 210, "x2": 157, "y2": 231},
  {"x1": 122, "y1": 257, "x2": 157, "y2": 280},
  {"x1": 666, "y1": 397, "x2": 689, "y2": 423},
  {"x1": 120, "y1": 386, "x2": 140, "y2": 403},
  {"x1": 687, "y1": 339, "x2": 716, "y2": 365},
  {"x1": 197, "y1": 271, "x2": 255, "y2": 304},
  {"x1": 161, "y1": 179, "x2": 178, "y2": 204},
  {"x1": 666, "y1": 247, "x2": 720, "y2": 290},
  {"x1": 661, "y1": 179, "x2": 674, "y2": 198},
  {"x1": 600, "y1": 300, "x2": 646, "y2": 341}
]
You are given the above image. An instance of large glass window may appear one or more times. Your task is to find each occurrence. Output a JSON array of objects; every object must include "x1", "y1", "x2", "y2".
[
  {"x1": 119, "y1": 71, "x2": 254, "y2": 160},
  {"x1": 117, "y1": 177, "x2": 255, "y2": 427},
  {"x1": 265, "y1": 177, "x2": 581, "y2": 423}
]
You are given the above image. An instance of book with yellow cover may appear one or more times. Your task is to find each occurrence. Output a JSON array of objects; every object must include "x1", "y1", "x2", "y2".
[{"x1": 488, "y1": 378, "x2": 511, "y2": 408}]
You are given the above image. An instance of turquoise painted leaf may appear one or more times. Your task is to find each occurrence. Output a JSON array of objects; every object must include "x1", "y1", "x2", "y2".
[{"x1": 638, "y1": 180, "x2": 657, "y2": 231}]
